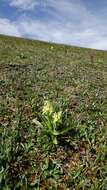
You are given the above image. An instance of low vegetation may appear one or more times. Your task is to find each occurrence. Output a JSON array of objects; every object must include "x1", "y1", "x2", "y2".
[{"x1": 0, "y1": 34, "x2": 107, "y2": 189}]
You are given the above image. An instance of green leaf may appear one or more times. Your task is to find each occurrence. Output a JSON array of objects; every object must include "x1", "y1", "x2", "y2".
[
  {"x1": 59, "y1": 126, "x2": 73, "y2": 135},
  {"x1": 53, "y1": 137, "x2": 58, "y2": 145}
]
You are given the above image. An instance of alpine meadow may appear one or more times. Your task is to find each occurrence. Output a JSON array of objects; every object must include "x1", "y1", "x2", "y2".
[{"x1": 0, "y1": 34, "x2": 107, "y2": 189}]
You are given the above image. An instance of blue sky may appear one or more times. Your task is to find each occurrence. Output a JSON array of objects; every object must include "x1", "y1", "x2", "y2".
[{"x1": 0, "y1": 0, "x2": 107, "y2": 50}]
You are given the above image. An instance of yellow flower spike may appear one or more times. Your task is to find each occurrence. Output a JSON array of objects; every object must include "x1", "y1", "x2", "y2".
[
  {"x1": 50, "y1": 46, "x2": 54, "y2": 50},
  {"x1": 53, "y1": 111, "x2": 62, "y2": 123},
  {"x1": 42, "y1": 101, "x2": 54, "y2": 115}
]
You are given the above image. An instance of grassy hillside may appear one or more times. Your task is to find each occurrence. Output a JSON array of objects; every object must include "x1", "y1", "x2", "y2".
[{"x1": 0, "y1": 34, "x2": 107, "y2": 189}]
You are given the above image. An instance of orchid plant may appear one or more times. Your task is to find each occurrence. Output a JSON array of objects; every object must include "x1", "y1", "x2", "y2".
[{"x1": 32, "y1": 101, "x2": 73, "y2": 145}]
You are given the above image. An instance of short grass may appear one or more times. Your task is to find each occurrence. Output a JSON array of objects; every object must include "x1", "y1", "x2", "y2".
[{"x1": 0, "y1": 34, "x2": 107, "y2": 189}]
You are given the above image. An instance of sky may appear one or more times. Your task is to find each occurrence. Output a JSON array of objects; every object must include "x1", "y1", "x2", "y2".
[{"x1": 0, "y1": 0, "x2": 107, "y2": 50}]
